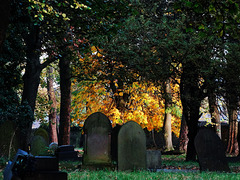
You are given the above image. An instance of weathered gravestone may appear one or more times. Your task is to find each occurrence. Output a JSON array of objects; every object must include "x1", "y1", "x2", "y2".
[
  {"x1": 34, "y1": 128, "x2": 49, "y2": 144},
  {"x1": 194, "y1": 128, "x2": 230, "y2": 172},
  {"x1": 83, "y1": 112, "x2": 112, "y2": 166},
  {"x1": 118, "y1": 121, "x2": 146, "y2": 171},
  {"x1": 146, "y1": 150, "x2": 162, "y2": 171},
  {"x1": 30, "y1": 135, "x2": 48, "y2": 156}
]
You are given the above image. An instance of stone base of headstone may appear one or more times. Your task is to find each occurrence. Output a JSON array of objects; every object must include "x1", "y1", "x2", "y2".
[
  {"x1": 146, "y1": 150, "x2": 162, "y2": 171},
  {"x1": 22, "y1": 171, "x2": 67, "y2": 180},
  {"x1": 34, "y1": 156, "x2": 59, "y2": 171}
]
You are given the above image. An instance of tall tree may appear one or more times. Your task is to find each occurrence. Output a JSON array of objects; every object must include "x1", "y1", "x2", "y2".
[
  {"x1": 47, "y1": 66, "x2": 58, "y2": 143},
  {"x1": 59, "y1": 55, "x2": 72, "y2": 145},
  {"x1": 163, "y1": 78, "x2": 174, "y2": 151},
  {"x1": 179, "y1": 116, "x2": 188, "y2": 153},
  {"x1": 224, "y1": 42, "x2": 240, "y2": 155}
]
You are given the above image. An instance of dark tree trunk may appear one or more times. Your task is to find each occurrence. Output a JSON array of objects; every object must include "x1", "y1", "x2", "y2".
[
  {"x1": 180, "y1": 66, "x2": 203, "y2": 161},
  {"x1": 0, "y1": 0, "x2": 11, "y2": 52},
  {"x1": 19, "y1": 26, "x2": 42, "y2": 151},
  {"x1": 59, "y1": 56, "x2": 71, "y2": 145},
  {"x1": 227, "y1": 108, "x2": 238, "y2": 155},
  {"x1": 47, "y1": 67, "x2": 58, "y2": 143},
  {"x1": 179, "y1": 115, "x2": 188, "y2": 153},
  {"x1": 163, "y1": 78, "x2": 174, "y2": 151},
  {"x1": 208, "y1": 93, "x2": 221, "y2": 138}
]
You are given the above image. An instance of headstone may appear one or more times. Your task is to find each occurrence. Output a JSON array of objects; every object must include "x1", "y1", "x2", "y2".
[
  {"x1": 55, "y1": 145, "x2": 78, "y2": 161},
  {"x1": 118, "y1": 121, "x2": 146, "y2": 171},
  {"x1": 30, "y1": 135, "x2": 48, "y2": 156},
  {"x1": 83, "y1": 112, "x2": 112, "y2": 166},
  {"x1": 194, "y1": 128, "x2": 230, "y2": 172},
  {"x1": 34, "y1": 128, "x2": 49, "y2": 144},
  {"x1": 146, "y1": 150, "x2": 162, "y2": 171},
  {"x1": 70, "y1": 127, "x2": 83, "y2": 148}
]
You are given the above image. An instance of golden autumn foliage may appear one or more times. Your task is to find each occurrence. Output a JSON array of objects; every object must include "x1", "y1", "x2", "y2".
[
  {"x1": 71, "y1": 46, "x2": 182, "y2": 137},
  {"x1": 71, "y1": 80, "x2": 182, "y2": 136}
]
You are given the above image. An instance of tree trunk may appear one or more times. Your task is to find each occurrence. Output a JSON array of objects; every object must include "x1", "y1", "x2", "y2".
[
  {"x1": 59, "y1": 56, "x2": 71, "y2": 145},
  {"x1": 227, "y1": 108, "x2": 238, "y2": 155},
  {"x1": 0, "y1": 0, "x2": 11, "y2": 52},
  {"x1": 19, "y1": 25, "x2": 42, "y2": 151},
  {"x1": 47, "y1": 67, "x2": 58, "y2": 143},
  {"x1": 163, "y1": 78, "x2": 174, "y2": 151},
  {"x1": 180, "y1": 67, "x2": 203, "y2": 161},
  {"x1": 208, "y1": 93, "x2": 221, "y2": 138},
  {"x1": 179, "y1": 115, "x2": 188, "y2": 153}
]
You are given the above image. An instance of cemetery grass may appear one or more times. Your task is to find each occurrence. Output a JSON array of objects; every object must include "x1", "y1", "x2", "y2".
[
  {"x1": 61, "y1": 154, "x2": 240, "y2": 180},
  {"x1": 1, "y1": 155, "x2": 240, "y2": 179}
]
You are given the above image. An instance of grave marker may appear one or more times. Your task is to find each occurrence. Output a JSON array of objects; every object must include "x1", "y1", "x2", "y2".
[
  {"x1": 83, "y1": 112, "x2": 112, "y2": 166},
  {"x1": 194, "y1": 128, "x2": 230, "y2": 172},
  {"x1": 118, "y1": 121, "x2": 146, "y2": 171},
  {"x1": 146, "y1": 150, "x2": 162, "y2": 171},
  {"x1": 55, "y1": 145, "x2": 78, "y2": 161},
  {"x1": 30, "y1": 135, "x2": 48, "y2": 156}
]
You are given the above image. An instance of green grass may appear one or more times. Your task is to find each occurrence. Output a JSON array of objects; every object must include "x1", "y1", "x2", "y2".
[
  {"x1": 1, "y1": 154, "x2": 240, "y2": 179},
  {"x1": 67, "y1": 170, "x2": 240, "y2": 180}
]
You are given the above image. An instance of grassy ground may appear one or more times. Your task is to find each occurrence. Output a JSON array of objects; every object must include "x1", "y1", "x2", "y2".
[{"x1": 1, "y1": 154, "x2": 240, "y2": 179}]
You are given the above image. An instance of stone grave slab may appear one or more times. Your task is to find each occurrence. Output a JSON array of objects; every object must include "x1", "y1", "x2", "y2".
[
  {"x1": 34, "y1": 156, "x2": 59, "y2": 171},
  {"x1": 23, "y1": 171, "x2": 67, "y2": 180},
  {"x1": 55, "y1": 145, "x2": 78, "y2": 161},
  {"x1": 118, "y1": 121, "x2": 146, "y2": 171},
  {"x1": 194, "y1": 128, "x2": 230, "y2": 172},
  {"x1": 83, "y1": 112, "x2": 112, "y2": 166},
  {"x1": 146, "y1": 150, "x2": 162, "y2": 171}
]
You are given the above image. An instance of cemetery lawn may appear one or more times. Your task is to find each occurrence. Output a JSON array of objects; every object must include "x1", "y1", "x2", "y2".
[{"x1": 1, "y1": 154, "x2": 240, "y2": 179}]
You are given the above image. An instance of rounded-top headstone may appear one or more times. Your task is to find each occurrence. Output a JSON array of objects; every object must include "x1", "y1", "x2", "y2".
[
  {"x1": 34, "y1": 128, "x2": 49, "y2": 144},
  {"x1": 30, "y1": 135, "x2": 48, "y2": 156},
  {"x1": 83, "y1": 112, "x2": 112, "y2": 133},
  {"x1": 194, "y1": 128, "x2": 230, "y2": 172},
  {"x1": 118, "y1": 121, "x2": 146, "y2": 171},
  {"x1": 83, "y1": 112, "x2": 112, "y2": 165}
]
